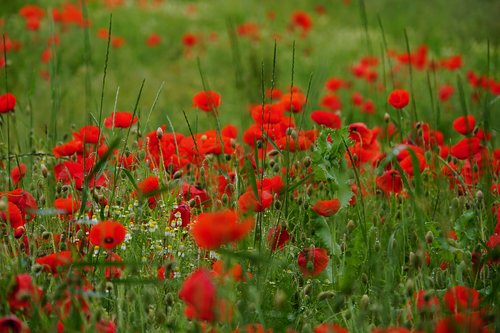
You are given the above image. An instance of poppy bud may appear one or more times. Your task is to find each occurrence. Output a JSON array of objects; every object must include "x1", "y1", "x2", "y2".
[
  {"x1": 374, "y1": 240, "x2": 381, "y2": 252},
  {"x1": 347, "y1": 220, "x2": 355, "y2": 233},
  {"x1": 360, "y1": 294, "x2": 370, "y2": 310},
  {"x1": 475, "y1": 190, "x2": 483, "y2": 201},
  {"x1": 256, "y1": 140, "x2": 263, "y2": 149},
  {"x1": 303, "y1": 284, "x2": 313, "y2": 296},
  {"x1": 0, "y1": 198, "x2": 7, "y2": 211},
  {"x1": 173, "y1": 170, "x2": 183, "y2": 179},
  {"x1": 405, "y1": 278, "x2": 414, "y2": 296},
  {"x1": 156, "y1": 127, "x2": 163, "y2": 140},
  {"x1": 425, "y1": 231, "x2": 434, "y2": 244},
  {"x1": 274, "y1": 289, "x2": 287, "y2": 308},
  {"x1": 41, "y1": 164, "x2": 48, "y2": 178},
  {"x1": 303, "y1": 156, "x2": 312, "y2": 168},
  {"x1": 317, "y1": 291, "x2": 335, "y2": 301},
  {"x1": 268, "y1": 150, "x2": 280, "y2": 157},
  {"x1": 384, "y1": 113, "x2": 390, "y2": 123}
]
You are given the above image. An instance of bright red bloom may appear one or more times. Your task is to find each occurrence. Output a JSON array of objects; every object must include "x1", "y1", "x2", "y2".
[
  {"x1": 371, "y1": 328, "x2": 411, "y2": 333},
  {"x1": 8, "y1": 274, "x2": 43, "y2": 312},
  {"x1": 73, "y1": 125, "x2": 101, "y2": 144},
  {"x1": 11, "y1": 163, "x2": 27, "y2": 186},
  {"x1": 89, "y1": 220, "x2": 127, "y2": 250},
  {"x1": 452, "y1": 115, "x2": 476, "y2": 135},
  {"x1": 181, "y1": 183, "x2": 210, "y2": 206},
  {"x1": 0, "y1": 316, "x2": 30, "y2": 333},
  {"x1": 435, "y1": 312, "x2": 485, "y2": 333},
  {"x1": 443, "y1": 286, "x2": 480, "y2": 313},
  {"x1": 35, "y1": 251, "x2": 73, "y2": 275},
  {"x1": 312, "y1": 199, "x2": 341, "y2": 217},
  {"x1": 190, "y1": 210, "x2": 254, "y2": 249},
  {"x1": 314, "y1": 323, "x2": 349, "y2": 333},
  {"x1": 192, "y1": 91, "x2": 221, "y2": 112},
  {"x1": 52, "y1": 140, "x2": 83, "y2": 158},
  {"x1": 298, "y1": 248, "x2": 329, "y2": 277},
  {"x1": 290, "y1": 11, "x2": 313, "y2": 37},
  {"x1": 388, "y1": 89, "x2": 410, "y2": 109},
  {"x1": 451, "y1": 137, "x2": 481, "y2": 160},
  {"x1": 267, "y1": 225, "x2": 291, "y2": 252},
  {"x1": 412, "y1": 290, "x2": 440, "y2": 313},
  {"x1": 182, "y1": 32, "x2": 198, "y2": 47},
  {"x1": 0, "y1": 93, "x2": 16, "y2": 113},
  {"x1": 320, "y1": 94, "x2": 342, "y2": 112},
  {"x1": 146, "y1": 33, "x2": 161, "y2": 47},
  {"x1": 0, "y1": 201, "x2": 25, "y2": 229},
  {"x1": 438, "y1": 84, "x2": 454, "y2": 102},
  {"x1": 95, "y1": 320, "x2": 117, "y2": 333},
  {"x1": 54, "y1": 197, "x2": 81, "y2": 215},
  {"x1": 311, "y1": 111, "x2": 341, "y2": 129},
  {"x1": 348, "y1": 122, "x2": 373, "y2": 145},
  {"x1": 169, "y1": 201, "x2": 191, "y2": 227},
  {"x1": 136, "y1": 175, "x2": 160, "y2": 208},
  {"x1": 104, "y1": 111, "x2": 138, "y2": 128},
  {"x1": 179, "y1": 268, "x2": 217, "y2": 321},
  {"x1": 376, "y1": 170, "x2": 403, "y2": 195},
  {"x1": 238, "y1": 189, "x2": 273, "y2": 213},
  {"x1": 104, "y1": 252, "x2": 124, "y2": 279}
]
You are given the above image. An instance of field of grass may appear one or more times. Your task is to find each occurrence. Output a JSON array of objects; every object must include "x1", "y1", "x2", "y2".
[{"x1": 0, "y1": 0, "x2": 499, "y2": 332}]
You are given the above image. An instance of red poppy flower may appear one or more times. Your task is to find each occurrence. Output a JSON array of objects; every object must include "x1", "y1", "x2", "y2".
[
  {"x1": 11, "y1": 163, "x2": 27, "y2": 186},
  {"x1": 452, "y1": 115, "x2": 475, "y2": 135},
  {"x1": 388, "y1": 89, "x2": 410, "y2": 109},
  {"x1": 312, "y1": 199, "x2": 341, "y2": 217},
  {"x1": 435, "y1": 312, "x2": 485, "y2": 333},
  {"x1": 0, "y1": 316, "x2": 30, "y2": 333},
  {"x1": 8, "y1": 274, "x2": 43, "y2": 313},
  {"x1": 89, "y1": 220, "x2": 127, "y2": 249},
  {"x1": 443, "y1": 286, "x2": 480, "y2": 313},
  {"x1": 136, "y1": 175, "x2": 160, "y2": 208},
  {"x1": 169, "y1": 201, "x2": 191, "y2": 227},
  {"x1": 1, "y1": 189, "x2": 37, "y2": 222},
  {"x1": 267, "y1": 225, "x2": 290, "y2": 252},
  {"x1": 251, "y1": 103, "x2": 285, "y2": 124},
  {"x1": 450, "y1": 137, "x2": 481, "y2": 160},
  {"x1": 54, "y1": 197, "x2": 81, "y2": 215},
  {"x1": 104, "y1": 111, "x2": 138, "y2": 128},
  {"x1": 0, "y1": 201, "x2": 25, "y2": 229},
  {"x1": 0, "y1": 93, "x2": 16, "y2": 113},
  {"x1": 290, "y1": 11, "x2": 313, "y2": 37},
  {"x1": 320, "y1": 94, "x2": 342, "y2": 111},
  {"x1": 73, "y1": 125, "x2": 101, "y2": 144},
  {"x1": 298, "y1": 248, "x2": 329, "y2": 277},
  {"x1": 179, "y1": 268, "x2": 217, "y2": 321},
  {"x1": 95, "y1": 320, "x2": 117, "y2": 333},
  {"x1": 352, "y1": 92, "x2": 364, "y2": 106},
  {"x1": 238, "y1": 189, "x2": 273, "y2": 213},
  {"x1": 104, "y1": 252, "x2": 124, "y2": 279},
  {"x1": 182, "y1": 32, "x2": 198, "y2": 47},
  {"x1": 146, "y1": 33, "x2": 161, "y2": 47},
  {"x1": 35, "y1": 251, "x2": 73, "y2": 275},
  {"x1": 311, "y1": 111, "x2": 341, "y2": 129},
  {"x1": 438, "y1": 84, "x2": 454, "y2": 102},
  {"x1": 190, "y1": 210, "x2": 254, "y2": 249},
  {"x1": 192, "y1": 91, "x2": 221, "y2": 112},
  {"x1": 376, "y1": 170, "x2": 403, "y2": 195},
  {"x1": 371, "y1": 327, "x2": 411, "y2": 333},
  {"x1": 314, "y1": 323, "x2": 349, "y2": 333},
  {"x1": 348, "y1": 122, "x2": 373, "y2": 145},
  {"x1": 181, "y1": 183, "x2": 210, "y2": 206},
  {"x1": 412, "y1": 290, "x2": 439, "y2": 313}
]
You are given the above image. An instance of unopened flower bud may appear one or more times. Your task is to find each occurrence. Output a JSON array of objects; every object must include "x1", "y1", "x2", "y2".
[{"x1": 156, "y1": 127, "x2": 163, "y2": 140}]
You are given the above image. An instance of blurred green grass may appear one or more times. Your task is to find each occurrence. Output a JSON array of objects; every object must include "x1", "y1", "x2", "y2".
[{"x1": 1, "y1": 0, "x2": 498, "y2": 148}]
